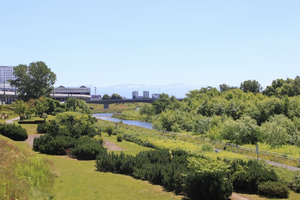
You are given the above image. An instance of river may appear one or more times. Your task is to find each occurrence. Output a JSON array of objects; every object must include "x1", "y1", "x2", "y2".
[{"x1": 93, "y1": 113, "x2": 152, "y2": 129}]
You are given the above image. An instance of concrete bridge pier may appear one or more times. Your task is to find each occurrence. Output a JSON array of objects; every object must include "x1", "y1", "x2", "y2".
[{"x1": 104, "y1": 104, "x2": 109, "y2": 109}]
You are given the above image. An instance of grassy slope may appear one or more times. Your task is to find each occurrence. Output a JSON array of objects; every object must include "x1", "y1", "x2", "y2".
[{"x1": 1, "y1": 129, "x2": 183, "y2": 200}]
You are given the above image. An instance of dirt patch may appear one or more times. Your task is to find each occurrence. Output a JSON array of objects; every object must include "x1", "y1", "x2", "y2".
[
  {"x1": 231, "y1": 193, "x2": 252, "y2": 200},
  {"x1": 103, "y1": 139, "x2": 125, "y2": 151}
]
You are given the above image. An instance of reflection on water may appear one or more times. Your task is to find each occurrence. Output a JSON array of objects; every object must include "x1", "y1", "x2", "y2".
[{"x1": 93, "y1": 113, "x2": 152, "y2": 129}]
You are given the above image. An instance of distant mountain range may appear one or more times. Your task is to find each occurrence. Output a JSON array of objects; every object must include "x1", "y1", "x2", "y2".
[{"x1": 84, "y1": 83, "x2": 207, "y2": 98}]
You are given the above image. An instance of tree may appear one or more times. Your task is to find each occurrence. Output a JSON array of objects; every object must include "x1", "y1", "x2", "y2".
[
  {"x1": 219, "y1": 84, "x2": 238, "y2": 92},
  {"x1": 102, "y1": 94, "x2": 111, "y2": 100},
  {"x1": 8, "y1": 61, "x2": 57, "y2": 101},
  {"x1": 240, "y1": 80, "x2": 262, "y2": 93},
  {"x1": 12, "y1": 100, "x2": 29, "y2": 120},
  {"x1": 111, "y1": 93, "x2": 122, "y2": 99}
]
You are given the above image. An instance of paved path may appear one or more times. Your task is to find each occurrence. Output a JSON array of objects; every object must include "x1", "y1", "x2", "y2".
[{"x1": 5, "y1": 117, "x2": 20, "y2": 124}]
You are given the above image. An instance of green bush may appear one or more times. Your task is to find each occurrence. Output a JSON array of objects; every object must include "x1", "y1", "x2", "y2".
[
  {"x1": 117, "y1": 134, "x2": 123, "y2": 142},
  {"x1": 33, "y1": 135, "x2": 76, "y2": 155},
  {"x1": 71, "y1": 137, "x2": 106, "y2": 160},
  {"x1": 227, "y1": 159, "x2": 278, "y2": 192},
  {"x1": 106, "y1": 126, "x2": 113, "y2": 136},
  {"x1": 185, "y1": 171, "x2": 232, "y2": 200},
  {"x1": 52, "y1": 107, "x2": 66, "y2": 115},
  {"x1": 0, "y1": 123, "x2": 28, "y2": 141},
  {"x1": 37, "y1": 122, "x2": 48, "y2": 133},
  {"x1": 289, "y1": 172, "x2": 300, "y2": 192},
  {"x1": 258, "y1": 181, "x2": 289, "y2": 198},
  {"x1": 96, "y1": 149, "x2": 233, "y2": 199}
]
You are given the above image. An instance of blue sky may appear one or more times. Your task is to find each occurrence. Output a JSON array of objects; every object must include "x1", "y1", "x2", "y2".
[{"x1": 1, "y1": 0, "x2": 299, "y2": 90}]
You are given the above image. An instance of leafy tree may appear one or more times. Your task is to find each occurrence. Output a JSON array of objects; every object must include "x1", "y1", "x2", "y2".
[
  {"x1": 12, "y1": 100, "x2": 29, "y2": 120},
  {"x1": 111, "y1": 93, "x2": 122, "y2": 99},
  {"x1": 240, "y1": 80, "x2": 262, "y2": 93},
  {"x1": 65, "y1": 97, "x2": 90, "y2": 114},
  {"x1": 102, "y1": 94, "x2": 111, "y2": 100},
  {"x1": 152, "y1": 93, "x2": 171, "y2": 114},
  {"x1": 260, "y1": 121, "x2": 289, "y2": 148},
  {"x1": 8, "y1": 61, "x2": 57, "y2": 101},
  {"x1": 35, "y1": 97, "x2": 49, "y2": 117},
  {"x1": 219, "y1": 84, "x2": 238, "y2": 92}
]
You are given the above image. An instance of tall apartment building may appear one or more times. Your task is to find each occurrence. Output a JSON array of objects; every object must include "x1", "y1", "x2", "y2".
[
  {"x1": 0, "y1": 66, "x2": 16, "y2": 91},
  {"x1": 143, "y1": 91, "x2": 149, "y2": 99},
  {"x1": 132, "y1": 91, "x2": 138, "y2": 99}
]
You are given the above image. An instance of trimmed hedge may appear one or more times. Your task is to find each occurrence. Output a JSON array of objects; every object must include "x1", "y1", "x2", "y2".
[
  {"x1": 18, "y1": 120, "x2": 45, "y2": 124},
  {"x1": 0, "y1": 123, "x2": 28, "y2": 141}
]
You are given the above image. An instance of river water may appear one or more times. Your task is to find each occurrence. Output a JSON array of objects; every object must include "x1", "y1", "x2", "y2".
[{"x1": 93, "y1": 113, "x2": 152, "y2": 129}]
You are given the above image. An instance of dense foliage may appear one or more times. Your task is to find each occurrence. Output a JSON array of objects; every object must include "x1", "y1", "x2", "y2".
[
  {"x1": 8, "y1": 61, "x2": 56, "y2": 101},
  {"x1": 96, "y1": 149, "x2": 232, "y2": 200},
  {"x1": 0, "y1": 123, "x2": 28, "y2": 141},
  {"x1": 33, "y1": 112, "x2": 102, "y2": 158},
  {"x1": 37, "y1": 122, "x2": 48, "y2": 133},
  {"x1": 149, "y1": 84, "x2": 300, "y2": 148}
]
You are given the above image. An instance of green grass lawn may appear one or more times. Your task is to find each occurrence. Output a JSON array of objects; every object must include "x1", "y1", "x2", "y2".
[{"x1": 48, "y1": 155, "x2": 182, "y2": 200}]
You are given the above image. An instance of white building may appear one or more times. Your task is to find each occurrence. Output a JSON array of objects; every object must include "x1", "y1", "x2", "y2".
[
  {"x1": 0, "y1": 66, "x2": 16, "y2": 91},
  {"x1": 152, "y1": 93, "x2": 160, "y2": 99},
  {"x1": 143, "y1": 91, "x2": 149, "y2": 99}
]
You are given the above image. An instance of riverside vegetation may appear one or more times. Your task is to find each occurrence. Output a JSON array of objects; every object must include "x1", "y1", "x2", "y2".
[{"x1": 3, "y1": 76, "x2": 300, "y2": 199}]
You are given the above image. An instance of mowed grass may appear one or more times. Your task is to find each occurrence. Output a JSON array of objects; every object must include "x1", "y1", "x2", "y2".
[{"x1": 48, "y1": 155, "x2": 182, "y2": 200}]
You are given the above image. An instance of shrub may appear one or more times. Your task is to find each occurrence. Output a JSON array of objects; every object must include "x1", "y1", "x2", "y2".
[
  {"x1": 0, "y1": 123, "x2": 28, "y2": 141},
  {"x1": 106, "y1": 126, "x2": 113, "y2": 136},
  {"x1": 71, "y1": 137, "x2": 106, "y2": 160},
  {"x1": 37, "y1": 122, "x2": 48, "y2": 133},
  {"x1": 185, "y1": 171, "x2": 232, "y2": 200},
  {"x1": 290, "y1": 172, "x2": 300, "y2": 192},
  {"x1": 117, "y1": 134, "x2": 123, "y2": 142},
  {"x1": 227, "y1": 159, "x2": 278, "y2": 192},
  {"x1": 258, "y1": 181, "x2": 289, "y2": 198},
  {"x1": 33, "y1": 135, "x2": 76, "y2": 155}
]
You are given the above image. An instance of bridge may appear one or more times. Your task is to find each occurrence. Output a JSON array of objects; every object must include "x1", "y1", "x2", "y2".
[{"x1": 86, "y1": 98, "x2": 184, "y2": 109}]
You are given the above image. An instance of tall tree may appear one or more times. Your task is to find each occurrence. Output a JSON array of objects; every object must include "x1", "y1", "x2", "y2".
[
  {"x1": 8, "y1": 61, "x2": 56, "y2": 101},
  {"x1": 240, "y1": 80, "x2": 262, "y2": 93}
]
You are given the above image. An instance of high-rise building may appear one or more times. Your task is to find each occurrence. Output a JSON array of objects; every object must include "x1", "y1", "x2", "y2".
[
  {"x1": 143, "y1": 91, "x2": 149, "y2": 99},
  {"x1": 0, "y1": 66, "x2": 16, "y2": 91},
  {"x1": 132, "y1": 91, "x2": 138, "y2": 99}
]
